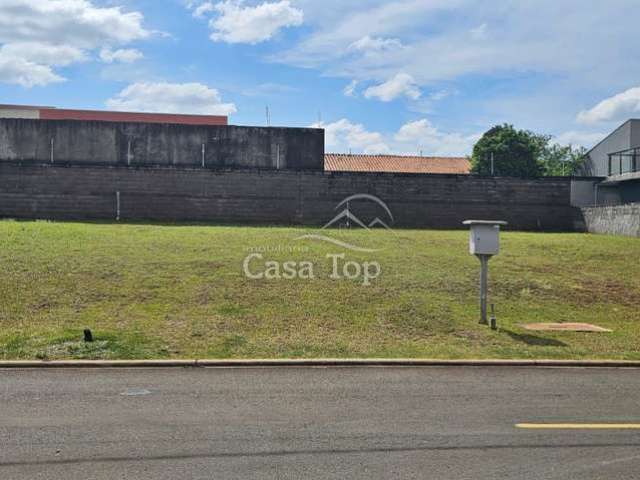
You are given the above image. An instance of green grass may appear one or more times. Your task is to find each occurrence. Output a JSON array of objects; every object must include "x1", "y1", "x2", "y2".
[{"x1": 1, "y1": 220, "x2": 639, "y2": 360}]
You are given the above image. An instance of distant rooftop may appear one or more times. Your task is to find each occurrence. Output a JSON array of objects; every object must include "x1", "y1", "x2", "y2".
[
  {"x1": 0, "y1": 104, "x2": 228, "y2": 126},
  {"x1": 325, "y1": 153, "x2": 471, "y2": 174}
]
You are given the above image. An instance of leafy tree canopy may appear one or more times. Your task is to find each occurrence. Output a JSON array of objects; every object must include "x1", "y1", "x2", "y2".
[
  {"x1": 471, "y1": 124, "x2": 586, "y2": 177},
  {"x1": 538, "y1": 143, "x2": 587, "y2": 176}
]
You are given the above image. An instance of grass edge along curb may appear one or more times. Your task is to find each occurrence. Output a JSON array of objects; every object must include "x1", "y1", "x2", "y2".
[{"x1": 2, "y1": 359, "x2": 640, "y2": 368}]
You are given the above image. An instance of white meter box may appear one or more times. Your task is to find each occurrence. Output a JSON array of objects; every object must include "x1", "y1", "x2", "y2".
[
  {"x1": 469, "y1": 224, "x2": 500, "y2": 255},
  {"x1": 463, "y1": 220, "x2": 507, "y2": 256}
]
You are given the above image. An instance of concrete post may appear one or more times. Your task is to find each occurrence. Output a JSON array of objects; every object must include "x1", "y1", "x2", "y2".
[
  {"x1": 116, "y1": 191, "x2": 121, "y2": 221},
  {"x1": 478, "y1": 254, "x2": 489, "y2": 325}
]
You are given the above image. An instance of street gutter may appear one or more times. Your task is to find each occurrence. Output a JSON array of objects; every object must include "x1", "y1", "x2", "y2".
[{"x1": 1, "y1": 359, "x2": 640, "y2": 368}]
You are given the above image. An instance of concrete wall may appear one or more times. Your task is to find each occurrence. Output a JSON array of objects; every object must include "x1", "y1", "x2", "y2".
[
  {"x1": 0, "y1": 164, "x2": 583, "y2": 231},
  {"x1": 620, "y1": 180, "x2": 640, "y2": 203},
  {"x1": 0, "y1": 109, "x2": 39, "y2": 120},
  {"x1": 582, "y1": 203, "x2": 640, "y2": 237},
  {"x1": 570, "y1": 178, "x2": 603, "y2": 207},
  {"x1": 0, "y1": 119, "x2": 324, "y2": 171}
]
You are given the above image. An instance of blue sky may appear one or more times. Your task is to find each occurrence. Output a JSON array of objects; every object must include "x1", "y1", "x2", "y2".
[{"x1": 2, "y1": 0, "x2": 640, "y2": 155}]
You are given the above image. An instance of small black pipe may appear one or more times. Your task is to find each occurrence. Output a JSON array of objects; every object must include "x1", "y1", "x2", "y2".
[{"x1": 83, "y1": 329, "x2": 94, "y2": 343}]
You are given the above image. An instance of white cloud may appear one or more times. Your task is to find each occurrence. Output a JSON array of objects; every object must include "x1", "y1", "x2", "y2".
[
  {"x1": 470, "y1": 23, "x2": 487, "y2": 40},
  {"x1": 364, "y1": 73, "x2": 421, "y2": 102},
  {"x1": 313, "y1": 119, "x2": 390, "y2": 154},
  {"x1": 395, "y1": 119, "x2": 439, "y2": 143},
  {"x1": 554, "y1": 131, "x2": 606, "y2": 148},
  {"x1": 343, "y1": 80, "x2": 358, "y2": 97},
  {"x1": 0, "y1": 0, "x2": 149, "y2": 47},
  {"x1": 0, "y1": 0, "x2": 149, "y2": 87},
  {"x1": 241, "y1": 82, "x2": 299, "y2": 97},
  {"x1": 275, "y1": 0, "x2": 472, "y2": 76},
  {"x1": 395, "y1": 119, "x2": 479, "y2": 156},
  {"x1": 313, "y1": 117, "x2": 478, "y2": 156},
  {"x1": 0, "y1": 41, "x2": 89, "y2": 87},
  {"x1": 105, "y1": 82, "x2": 237, "y2": 115},
  {"x1": 280, "y1": 1, "x2": 640, "y2": 84},
  {"x1": 193, "y1": 2, "x2": 215, "y2": 18},
  {"x1": 348, "y1": 36, "x2": 403, "y2": 53},
  {"x1": 429, "y1": 89, "x2": 452, "y2": 101},
  {"x1": 206, "y1": 0, "x2": 303, "y2": 44},
  {"x1": 0, "y1": 55, "x2": 64, "y2": 88},
  {"x1": 0, "y1": 42, "x2": 87, "y2": 67},
  {"x1": 276, "y1": 0, "x2": 640, "y2": 137},
  {"x1": 577, "y1": 87, "x2": 640, "y2": 125},
  {"x1": 100, "y1": 47, "x2": 144, "y2": 64}
]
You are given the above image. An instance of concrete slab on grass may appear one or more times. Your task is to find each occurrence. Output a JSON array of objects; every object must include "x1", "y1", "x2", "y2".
[{"x1": 520, "y1": 323, "x2": 612, "y2": 333}]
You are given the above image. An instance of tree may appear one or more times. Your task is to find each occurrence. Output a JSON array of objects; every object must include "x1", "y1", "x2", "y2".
[
  {"x1": 538, "y1": 143, "x2": 588, "y2": 176},
  {"x1": 471, "y1": 124, "x2": 544, "y2": 177},
  {"x1": 471, "y1": 124, "x2": 588, "y2": 177}
]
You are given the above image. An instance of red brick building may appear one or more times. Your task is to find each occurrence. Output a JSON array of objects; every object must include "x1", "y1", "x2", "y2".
[{"x1": 0, "y1": 104, "x2": 228, "y2": 126}]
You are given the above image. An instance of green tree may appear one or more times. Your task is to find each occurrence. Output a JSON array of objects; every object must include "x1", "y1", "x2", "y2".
[
  {"x1": 471, "y1": 124, "x2": 588, "y2": 177},
  {"x1": 538, "y1": 143, "x2": 588, "y2": 176},
  {"x1": 471, "y1": 124, "x2": 544, "y2": 177}
]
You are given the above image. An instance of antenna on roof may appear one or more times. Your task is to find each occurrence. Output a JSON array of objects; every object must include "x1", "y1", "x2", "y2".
[
  {"x1": 266, "y1": 106, "x2": 271, "y2": 126},
  {"x1": 419, "y1": 149, "x2": 423, "y2": 157}
]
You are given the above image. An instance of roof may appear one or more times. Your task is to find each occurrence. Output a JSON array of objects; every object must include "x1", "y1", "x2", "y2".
[
  {"x1": 324, "y1": 153, "x2": 471, "y2": 174},
  {"x1": 0, "y1": 105, "x2": 228, "y2": 126}
]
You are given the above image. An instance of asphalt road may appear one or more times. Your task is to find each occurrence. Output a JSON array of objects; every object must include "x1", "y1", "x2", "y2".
[{"x1": 1, "y1": 366, "x2": 640, "y2": 479}]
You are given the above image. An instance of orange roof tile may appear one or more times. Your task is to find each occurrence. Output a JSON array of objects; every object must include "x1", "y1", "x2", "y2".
[{"x1": 325, "y1": 153, "x2": 471, "y2": 174}]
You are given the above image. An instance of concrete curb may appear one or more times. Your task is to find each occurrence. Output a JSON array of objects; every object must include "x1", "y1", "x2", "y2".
[{"x1": 1, "y1": 359, "x2": 640, "y2": 368}]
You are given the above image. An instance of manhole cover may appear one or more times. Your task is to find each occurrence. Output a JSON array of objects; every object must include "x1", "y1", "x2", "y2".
[{"x1": 520, "y1": 323, "x2": 612, "y2": 332}]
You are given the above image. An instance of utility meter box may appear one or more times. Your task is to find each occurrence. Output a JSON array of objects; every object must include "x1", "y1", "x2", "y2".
[{"x1": 463, "y1": 220, "x2": 508, "y2": 256}]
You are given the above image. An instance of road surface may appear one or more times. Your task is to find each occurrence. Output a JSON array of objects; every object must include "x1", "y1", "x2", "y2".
[{"x1": 1, "y1": 366, "x2": 640, "y2": 479}]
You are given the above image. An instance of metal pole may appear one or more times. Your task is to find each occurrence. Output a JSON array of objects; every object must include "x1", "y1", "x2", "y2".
[
  {"x1": 276, "y1": 144, "x2": 280, "y2": 170},
  {"x1": 478, "y1": 254, "x2": 489, "y2": 325},
  {"x1": 202, "y1": 143, "x2": 205, "y2": 168},
  {"x1": 620, "y1": 154, "x2": 623, "y2": 175},
  {"x1": 116, "y1": 191, "x2": 121, "y2": 221},
  {"x1": 50, "y1": 138, "x2": 54, "y2": 164},
  {"x1": 491, "y1": 152, "x2": 494, "y2": 176},
  {"x1": 127, "y1": 141, "x2": 132, "y2": 166}
]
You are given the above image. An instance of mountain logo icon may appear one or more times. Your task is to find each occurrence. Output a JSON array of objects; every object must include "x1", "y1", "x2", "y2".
[{"x1": 296, "y1": 194, "x2": 395, "y2": 252}]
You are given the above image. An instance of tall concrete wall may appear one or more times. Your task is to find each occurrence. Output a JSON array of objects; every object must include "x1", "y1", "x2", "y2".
[
  {"x1": 0, "y1": 119, "x2": 324, "y2": 171},
  {"x1": 582, "y1": 204, "x2": 640, "y2": 237},
  {"x1": 621, "y1": 180, "x2": 640, "y2": 203},
  {"x1": 0, "y1": 164, "x2": 583, "y2": 230}
]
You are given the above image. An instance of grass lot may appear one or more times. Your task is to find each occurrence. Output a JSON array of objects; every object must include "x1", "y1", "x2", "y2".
[{"x1": 0, "y1": 220, "x2": 639, "y2": 360}]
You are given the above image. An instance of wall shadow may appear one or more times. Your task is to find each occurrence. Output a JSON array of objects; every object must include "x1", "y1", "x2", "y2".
[{"x1": 503, "y1": 329, "x2": 568, "y2": 347}]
